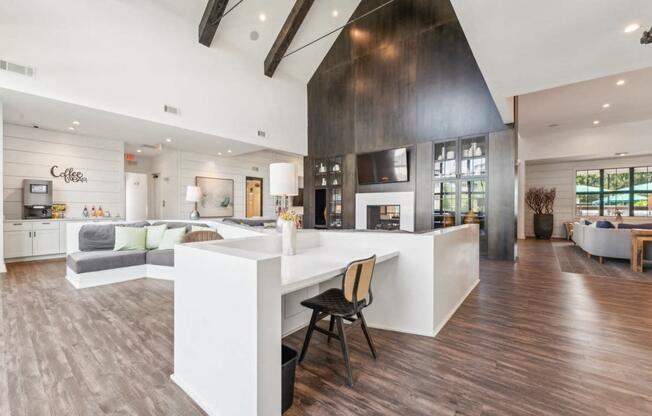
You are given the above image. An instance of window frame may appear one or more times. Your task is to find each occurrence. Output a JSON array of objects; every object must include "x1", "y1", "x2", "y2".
[{"x1": 575, "y1": 167, "x2": 652, "y2": 217}]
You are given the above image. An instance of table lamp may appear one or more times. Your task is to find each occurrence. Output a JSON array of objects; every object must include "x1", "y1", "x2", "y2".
[
  {"x1": 186, "y1": 186, "x2": 203, "y2": 220},
  {"x1": 270, "y1": 163, "x2": 298, "y2": 211}
]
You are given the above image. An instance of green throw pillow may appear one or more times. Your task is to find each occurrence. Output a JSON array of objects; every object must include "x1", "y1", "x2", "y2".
[
  {"x1": 158, "y1": 227, "x2": 187, "y2": 249},
  {"x1": 145, "y1": 224, "x2": 168, "y2": 249},
  {"x1": 191, "y1": 225, "x2": 213, "y2": 233},
  {"x1": 114, "y1": 226, "x2": 146, "y2": 251}
]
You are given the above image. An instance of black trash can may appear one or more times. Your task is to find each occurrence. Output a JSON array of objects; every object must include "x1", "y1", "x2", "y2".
[{"x1": 282, "y1": 345, "x2": 298, "y2": 413}]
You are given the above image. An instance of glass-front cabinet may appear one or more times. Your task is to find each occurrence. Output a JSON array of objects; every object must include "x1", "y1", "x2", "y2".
[
  {"x1": 433, "y1": 136, "x2": 488, "y2": 254},
  {"x1": 314, "y1": 156, "x2": 343, "y2": 229}
]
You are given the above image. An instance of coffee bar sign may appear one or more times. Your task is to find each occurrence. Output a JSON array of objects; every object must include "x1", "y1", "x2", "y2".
[{"x1": 50, "y1": 166, "x2": 88, "y2": 183}]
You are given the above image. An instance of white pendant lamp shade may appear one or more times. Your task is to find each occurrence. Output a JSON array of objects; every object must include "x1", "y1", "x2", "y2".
[
  {"x1": 270, "y1": 163, "x2": 298, "y2": 196},
  {"x1": 186, "y1": 186, "x2": 203, "y2": 202}
]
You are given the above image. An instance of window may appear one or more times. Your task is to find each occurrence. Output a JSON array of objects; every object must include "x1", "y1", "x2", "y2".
[{"x1": 575, "y1": 166, "x2": 652, "y2": 217}]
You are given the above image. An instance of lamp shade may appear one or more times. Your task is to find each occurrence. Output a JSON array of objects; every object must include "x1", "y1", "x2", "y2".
[
  {"x1": 186, "y1": 186, "x2": 203, "y2": 202},
  {"x1": 269, "y1": 163, "x2": 298, "y2": 196}
]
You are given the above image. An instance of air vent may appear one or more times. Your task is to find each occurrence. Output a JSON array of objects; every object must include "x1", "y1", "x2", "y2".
[
  {"x1": 163, "y1": 105, "x2": 179, "y2": 115},
  {"x1": 252, "y1": 166, "x2": 260, "y2": 172},
  {"x1": 257, "y1": 130, "x2": 267, "y2": 138},
  {"x1": 0, "y1": 59, "x2": 35, "y2": 78}
]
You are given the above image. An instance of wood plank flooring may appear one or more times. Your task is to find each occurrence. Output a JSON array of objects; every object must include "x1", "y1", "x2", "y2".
[{"x1": 2, "y1": 239, "x2": 652, "y2": 415}]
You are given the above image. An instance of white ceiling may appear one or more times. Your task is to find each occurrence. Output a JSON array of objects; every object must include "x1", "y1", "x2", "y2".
[
  {"x1": 451, "y1": 0, "x2": 652, "y2": 123},
  {"x1": 0, "y1": 87, "x2": 266, "y2": 157},
  {"x1": 519, "y1": 66, "x2": 652, "y2": 137},
  {"x1": 154, "y1": 0, "x2": 361, "y2": 82}
]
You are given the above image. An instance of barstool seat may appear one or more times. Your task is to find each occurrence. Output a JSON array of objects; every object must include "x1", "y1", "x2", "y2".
[{"x1": 301, "y1": 288, "x2": 366, "y2": 316}]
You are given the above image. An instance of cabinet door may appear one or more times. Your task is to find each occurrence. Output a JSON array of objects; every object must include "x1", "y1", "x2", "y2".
[
  {"x1": 4, "y1": 230, "x2": 34, "y2": 258},
  {"x1": 59, "y1": 222, "x2": 67, "y2": 254},
  {"x1": 32, "y1": 229, "x2": 60, "y2": 256}
]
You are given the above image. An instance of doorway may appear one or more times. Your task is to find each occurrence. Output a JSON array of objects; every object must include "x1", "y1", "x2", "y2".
[{"x1": 246, "y1": 177, "x2": 263, "y2": 218}]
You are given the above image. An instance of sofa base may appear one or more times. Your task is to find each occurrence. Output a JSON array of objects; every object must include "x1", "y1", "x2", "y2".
[{"x1": 66, "y1": 264, "x2": 174, "y2": 289}]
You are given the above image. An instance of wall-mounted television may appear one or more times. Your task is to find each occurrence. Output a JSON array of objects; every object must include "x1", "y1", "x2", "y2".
[{"x1": 357, "y1": 147, "x2": 409, "y2": 185}]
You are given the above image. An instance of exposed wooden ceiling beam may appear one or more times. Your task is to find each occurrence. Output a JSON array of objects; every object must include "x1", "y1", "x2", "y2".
[
  {"x1": 198, "y1": 0, "x2": 229, "y2": 47},
  {"x1": 264, "y1": 0, "x2": 315, "y2": 77}
]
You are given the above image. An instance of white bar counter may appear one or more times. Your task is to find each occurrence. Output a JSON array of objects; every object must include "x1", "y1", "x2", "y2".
[{"x1": 173, "y1": 225, "x2": 479, "y2": 416}]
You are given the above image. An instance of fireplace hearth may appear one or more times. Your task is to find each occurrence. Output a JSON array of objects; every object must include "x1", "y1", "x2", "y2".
[{"x1": 367, "y1": 205, "x2": 401, "y2": 231}]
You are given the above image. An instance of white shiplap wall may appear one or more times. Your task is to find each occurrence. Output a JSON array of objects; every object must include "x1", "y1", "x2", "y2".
[
  {"x1": 3, "y1": 124, "x2": 125, "y2": 219},
  {"x1": 179, "y1": 150, "x2": 303, "y2": 219},
  {"x1": 525, "y1": 155, "x2": 652, "y2": 238}
]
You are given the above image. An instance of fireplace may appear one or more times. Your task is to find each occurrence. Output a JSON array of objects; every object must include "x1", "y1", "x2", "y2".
[{"x1": 367, "y1": 205, "x2": 401, "y2": 231}]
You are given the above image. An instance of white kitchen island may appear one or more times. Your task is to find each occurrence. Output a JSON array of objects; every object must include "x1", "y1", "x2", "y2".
[{"x1": 172, "y1": 224, "x2": 479, "y2": 416}]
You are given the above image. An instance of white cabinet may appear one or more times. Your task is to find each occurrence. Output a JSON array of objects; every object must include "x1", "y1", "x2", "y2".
[
  {"x1": 4, "y1": 221, "x2": 61, "y2": 259},
  {"x1": 4, "y1": 230, "x2": 34, "y2": 258},
  {"x1": 33, "y1": 229, "x2": 61, "y2": 256}
]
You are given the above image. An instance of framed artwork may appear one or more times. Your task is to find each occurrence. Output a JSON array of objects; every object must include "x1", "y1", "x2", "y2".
[{"x1": 195, "y1": 176, "x2": 234, "y2": 217}]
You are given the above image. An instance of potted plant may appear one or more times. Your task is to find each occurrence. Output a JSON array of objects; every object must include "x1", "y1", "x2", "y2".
[{"x1": 526, "y1": 187, "x2": 556, "y2": 239}]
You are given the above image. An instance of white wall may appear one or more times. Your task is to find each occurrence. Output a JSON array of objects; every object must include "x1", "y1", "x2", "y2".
[
  {"x1": 0, "y1": 0, "x2": 307, "y2": 155},
  {"x1": 3, "y1": 124, "x2": 125, "y2": 219},
  {"x1": 179, "y1": 150, "x2": 304, "y2": 219},
  {"x1": 0, "y1": 103, "x2": 5, "y2": 272},
  {"x1": 524, "y1": 155, "x2": 652, "y2": 238}
]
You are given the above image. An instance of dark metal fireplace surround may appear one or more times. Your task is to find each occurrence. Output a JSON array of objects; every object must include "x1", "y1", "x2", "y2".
[{"x1": 367, "y1": 205, "x2": 400, "y2": 231}]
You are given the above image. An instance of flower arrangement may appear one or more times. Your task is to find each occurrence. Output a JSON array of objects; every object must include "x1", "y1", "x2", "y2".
[
  {"x1": 279, "y1": 210, "x2": 300, "y2": 223},
  {"x1": 525, "y1": 187, "x2": 556, "y2": 215}
]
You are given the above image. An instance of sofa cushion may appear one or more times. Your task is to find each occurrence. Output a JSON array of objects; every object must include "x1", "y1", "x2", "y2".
[
  {"x1": 67, "y1": 250, "x2": 147, "y2": 273},
  {"x1": 158, "y1": 227, "x2": 187, "y2": 249},
  {"x1": 116, "y1": 221, "x2": 150, "y2": 228},
  {"x1": 146, "y1": 249, "x2": 175, "y2": 267},
  {"x1": 79, "y1": 224, "x2": 116, "y2": 251},
  {"x1": 618, "y1": 223, "x2": 652, "y2": 230},
  {"x1": 151, "y1": 221, "x2": 209, "y2": 232},
  {"x1": 596, "y1": 220, "x2": 615, "y2": 229},
  {"x1": 145, "y1": 224, "x2": 168, "y2": 249}
]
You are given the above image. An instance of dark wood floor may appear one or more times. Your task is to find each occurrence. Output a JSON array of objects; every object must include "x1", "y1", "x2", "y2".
[{"x1": 2, "y1": 239, "x2": 652, "y2": 415}]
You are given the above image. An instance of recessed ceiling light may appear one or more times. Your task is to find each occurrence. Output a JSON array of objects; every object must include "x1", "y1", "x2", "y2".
[
  {"x1": 227, "y1": 149, "x2": 232, "y2": 153},
  {"x1": 548, "y1": 123, "x2": 560, "y2": 128},
  {"x1": 615, "y1": 152, "x2": 629, "y2": 157},
  {"x1": 616, "y1": 79, "x2": 626, "y2": 86},
  {"x1": 136, "y1": 149, "x2": 142, "y2": 153},
  {"x1": 624, "y1": 23, "x2": 640, "y2": 33},
  {"x1": 68, "y1": 126, "x2": 75, "y2": 131},
  {"x1": 165, "y1": 138, "x2": 172, "y2": 143},
  {"x1": 258, "y1": 13, "x2": 266, "y2": 22},
  {"x1": 593, "y1": 120, "x2": 600, "y2": 125},
  {"x1": 72, "y1": 121, "x2": 80, "y2": 126},
  {"x1": 332, "y1": 10, "x2": 339, "y2": 17},
  {"x1": 218, "y1": 152, "x2": 222, "y2": 156},
  {"x1": 602, "y1": 103, "x2": 611, "y2": 108}
]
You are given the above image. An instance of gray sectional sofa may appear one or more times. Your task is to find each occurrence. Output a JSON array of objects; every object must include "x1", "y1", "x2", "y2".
[{"x1": 65, "y1": 220, "x2": 264, "y2": 289}]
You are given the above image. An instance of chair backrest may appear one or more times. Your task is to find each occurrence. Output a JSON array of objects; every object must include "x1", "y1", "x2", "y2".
[
  {"x1": 182, "y1": 230, "x2": 223, "y2": 243},
  {"x1": 342, "y1": 255, "x2": 376, "y2": 304}
]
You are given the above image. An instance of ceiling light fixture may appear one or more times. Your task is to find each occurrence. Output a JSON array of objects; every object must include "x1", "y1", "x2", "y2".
[
  {"x1": 616, "y1": 79, "x2": 626, "y2": 86},
  {"x1": 165, "y1": 138, "x2": 172, "y2": 143},
  {"x1": 548, "y1": 123, "x2": 560, "y2": 128},
  {"x1": 332, "y1": 10, "x2": 339, "y2": 17},
  {"x1": 227, "y1": 149, "x2": 232, "y2": 153},
  {"x1": 72, "y1": 121, "x2": 80, "y2": 126},
  {"x1": 593, "y1": 120, "x2": 600, "y2": 125},
  {"x1": 218, "y1": 152, "x2": 222, "y2": 156},
  {"x1": 68, "y1": 126, "x2": 75, "y2": 131},
  {"x1": 258, "y1": 13, "x2": 266, "y2": 22},
  {"x1": 615, "y1": 152, "x2": 629, "y2": 157},
  {"x1": 137, "y1": 149, "x2": 142, "y2": 153},
  {"x1": 602, "y1": 103, "x2": 611, "y2": 108},
  {"x1": 624, "y1": 23, "x2": 640, "y2": 33}
]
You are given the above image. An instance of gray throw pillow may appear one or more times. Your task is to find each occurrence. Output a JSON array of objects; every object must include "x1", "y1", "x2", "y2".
[
  {"x1": 79, "y1": 224, "x2": 116, "y2": 251},
  {"x1": 152, "y1": 221, "x2": 209, "y2": 232}
]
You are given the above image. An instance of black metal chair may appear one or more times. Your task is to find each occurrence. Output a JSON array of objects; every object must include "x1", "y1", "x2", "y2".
[{"x1": 298, "y1": 255, "x2": 377, "y2": 387}]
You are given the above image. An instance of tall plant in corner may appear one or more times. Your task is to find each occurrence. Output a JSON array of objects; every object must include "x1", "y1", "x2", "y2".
[{"x1": 526, "y1": 187, "x2": 556, "y2": 239}]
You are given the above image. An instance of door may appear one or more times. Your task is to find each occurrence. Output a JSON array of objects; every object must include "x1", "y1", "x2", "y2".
[
  {"x1": 4, "y1": 231, "x2": 33, "y2": 258},
  {"x1": 246, "y1": 177, "x2": 263, "y2": 218},
  {"x1": 33, "y1": 229, "x2": 60, "y2": 256},
  {"x1": 125, "y1": 172, "x2": 149, "y2": 221},
  {"x1": 151, "y1": 174, "x2": 161, "y2": 220}
]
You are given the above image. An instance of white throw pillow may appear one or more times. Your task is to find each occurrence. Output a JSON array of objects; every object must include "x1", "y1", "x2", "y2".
[
  {"x1": 158, "y1": 227, "x2": 187, "y2": 250},
  {"x1": 145, "y1": 224, "x2": 168, "y2": 249}
]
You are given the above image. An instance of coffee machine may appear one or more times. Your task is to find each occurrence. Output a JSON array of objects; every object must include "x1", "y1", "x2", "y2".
[{"x1": 23, "y1": 179, "x2": 53, "y2": 219}]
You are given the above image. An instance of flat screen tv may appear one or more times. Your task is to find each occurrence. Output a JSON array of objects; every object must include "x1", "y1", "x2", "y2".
[{"x1": 357, "y1": 147, "x2": 409, "y2": 185}]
